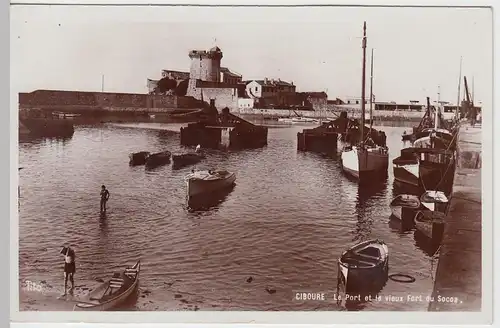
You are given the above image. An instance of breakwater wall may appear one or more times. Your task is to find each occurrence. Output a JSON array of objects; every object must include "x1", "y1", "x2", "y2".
[
  {"x1": 19, "y1": 90, "x2": 203, "y2": 113},
  {"x1": 235, "y1": 107, "x2": 455, "y2": 121}
]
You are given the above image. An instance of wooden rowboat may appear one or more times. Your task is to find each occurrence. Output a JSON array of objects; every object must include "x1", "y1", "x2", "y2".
[
  {"x1": 145, "y1": 151, "x2": 171, "y2": 170},
  {"x1": 129, "y1": 151, "x2": 150, "y2": 166},
  {"x1": 338, "y1": 239, "x2": 389, "y2": 293},
  {"x1": 73, "y1": 260, "x2": 140, "y2": 311},
  {"x1": 389, "y1": 194, "x2": 421, "y2": 221},
  {"x1": 185, "y1": 169, "x2": 236, "y2": 199},
  {"x1": 414, "y1": 210, "x2": 445, "y2": 240}
]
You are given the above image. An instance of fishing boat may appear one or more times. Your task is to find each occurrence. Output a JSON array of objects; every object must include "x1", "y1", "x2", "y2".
[
  {"x1": 414, "y1": 210, "x2": 445, "y2": 240},
  {"x1": 393, "y1": 147, "x2": 455, "y2": 191},
  {"x1": 185, "y1": 169, "x2": 236, "y2": 198},
  {"x1": 278, "y1": 116, "x2": 320, "y2": 124},
  {"x1": 129, "y1": 151, "x2": 150, "y2": 166},
  {"x1": 420, "y1": 190, "x2": 449, "y2": 213},
  {"x1": 338, "y1": 239, "x2": 389, "y2": 293},
  {"x1": 389, "y1": 194, "x2": 421, "y2": 221},
  {"x1": 73, "y1": 260, "x2": 140, "y2": 311},
  {"x1": 145, "y1": 151, "x2": 171, "y2": 169},
  {"x1": 340, "y1": 22, "x2": 389, "y2": 181}
]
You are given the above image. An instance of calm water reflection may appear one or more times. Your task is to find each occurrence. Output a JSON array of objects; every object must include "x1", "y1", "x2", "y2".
[{"x1": 19, "y1": 123, "x2": 435, "y2": 311}]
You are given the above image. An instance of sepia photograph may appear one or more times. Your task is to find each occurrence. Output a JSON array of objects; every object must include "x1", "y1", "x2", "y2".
[{"x1": 11, "y1": 2, "x2": 492, "y2": 324}]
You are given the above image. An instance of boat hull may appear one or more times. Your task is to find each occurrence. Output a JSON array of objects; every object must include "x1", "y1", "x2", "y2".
[
  {"x1": 74, "y1": 261, "x2": 140, "y2": 311},
  {"x1": 393, "y1": 162, "x2": 419, "y2": 187},
  {"x1": 187, "y1": 172, "x2": 236, "y2": 198},
  {"x1": 145, "y1": 152, "x2": 172, "y2": 169},
  {"x1": 341, "y1": 146, "x2": 388, "y2": 180},
  {"x1": 414, "y1": 211, "x2": 445, "y2": 240}
]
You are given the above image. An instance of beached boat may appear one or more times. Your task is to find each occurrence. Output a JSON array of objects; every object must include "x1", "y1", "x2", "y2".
[
  {"x1": 338, "y1": 239, "x2": 389, "y2": 293},
  {"x1": 73, "y1": 260, "x2": 140, "y2": 311},
  {"x1": 185, "y1": 169, "x2": 236, "y2": 198},
  {"x1": 389, "y1": 194, "x2": 421, "y2": 220},
  {"x1": 145, "y1": 151, "x2": 171, "y2": 169},
  {"x1": 129, "y1": 151, "x2": 150, "y2": 166},
  {"x1": 172, "y1": 153, "x2": 205, "y2": 169},
  {"x1": 414, "y1": 210, "x2": 445, "y2": 240},
  {"x1": 420, "y1": 190, "x2": 449, "y2": 213}
]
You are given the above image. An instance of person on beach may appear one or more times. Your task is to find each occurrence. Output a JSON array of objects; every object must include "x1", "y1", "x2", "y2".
[
  {"x1": 100, "y1": 185, "x2": 110, "y2": 214},
  {"x1": 60, "y1": 245, "x2": 76, "y2": 296}
]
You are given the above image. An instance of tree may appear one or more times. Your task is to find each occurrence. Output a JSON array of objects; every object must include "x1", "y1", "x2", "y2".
[
  {"x1": 175, "y1": 79, "x2": 189, "y2": 96},
  {"x1": 154, "y1": 77, "x2": 177, "y2": 94}
]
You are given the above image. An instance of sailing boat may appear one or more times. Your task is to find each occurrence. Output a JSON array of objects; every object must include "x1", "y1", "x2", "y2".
[{"x1": 340, "y1": 22, "x2": 389, "y2": 181}]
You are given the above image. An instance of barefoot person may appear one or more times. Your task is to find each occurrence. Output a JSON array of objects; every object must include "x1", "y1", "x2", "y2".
[
  {"x1": 100, "y1": 185, "x2": 110, "y2": 214},
  {"x1": 60, "y1": 245, "x2": 76, "y2": 296}
]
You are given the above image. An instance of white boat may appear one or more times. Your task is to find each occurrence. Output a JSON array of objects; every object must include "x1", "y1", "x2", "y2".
[
  {"x1": 52, "y1": 112, "x2": 81, "y2": 119},
  {"x1": 414, "y1": 210, "x2": 445, "y2": 240},
  {"x1": 340, "y1": 23, "x2": 389, "y2": 181},
  {"x1": 278, "y1": 117, "x2": 320, "y2": 124},
  {"x1": 185, "y1": 169, "x2": 236, "y2": 198},
  {"x1": 73, "y1": 260, "x2": 140, "y2": 311},
  {"x1": 341, "y1": 145, "x2": 389, "y2": 180},
  {"x1": 420, "y1": 190, "x2": 449, "y2": 213},
  {"x1": 389, "y1": 194, "x2": 421, "y2": 220}
]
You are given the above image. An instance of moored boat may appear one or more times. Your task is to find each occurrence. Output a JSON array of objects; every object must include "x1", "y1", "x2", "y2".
[
  {"x1": 172, "y1": 153, "x2": 206, "y2": 169},
  {"x1": 337, "y1": 239, "x2": 389, "y2": 293},
  {"x1": 414, "y1": 210, "x2": 445, "y2": 240},
  {"x1": 420, "y1": 190, "x2": 449, "y2": 213},
  {"x1": 129, "y1": 151, "x2": 150, "y2": 166},
  {"x1": 341, "y1": 144, "x2": 389, "y2": 180},
  {"x1": 185, "y1": 169, "x2": 236, "y2": 199},
  {"x1": 340, "y1": 22, "x2": 389, "y2": 182},
  {"x1": 145, "y1": 151, "x2": 171, "y2": 169},
  {"x1": 389, "y1": 194, "x2": 421, "y2": 221},
  {"x1": 73, "y1": 260, "x2": 140, "y2": 311}
]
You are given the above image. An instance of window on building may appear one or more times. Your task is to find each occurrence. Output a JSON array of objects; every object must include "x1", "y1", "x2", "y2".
[
  {"x1": 356, "y1": 100, "x2": 359, "y2": 104},
  {"x1": 255, "y1": 87, "x2": 258, "y2": 92}
]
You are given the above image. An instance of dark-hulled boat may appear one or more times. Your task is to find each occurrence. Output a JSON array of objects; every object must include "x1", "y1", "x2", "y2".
[
  {"x1": 414, "y1": 210, "x2": 445, "y2": 240},
  {"x1": 73, "y1": 260, "x2": 140, "y2": 311},
  {"x1": 145, "y1": 151, "x2": 171, "y2": 169},
  {"x1": 389, "y1": 194, "x2": 421, "y2": 221},
  {"x1": 393, "y1": 147, "x2": 456, "y2": 192},
  {"x1": 129, "y1": 151, "x2": 150, "y2": 166},
  {"x1": 338, "y1": 239, "x2": 389, "y2": 293},
  {"x1": 172, "y1": 153, "x2": 205, "y2": 169}
]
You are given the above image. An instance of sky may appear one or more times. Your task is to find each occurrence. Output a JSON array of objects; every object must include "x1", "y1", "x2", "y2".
[{"x1": 10, "y1": 5, "x2": 492, "y2": 105}]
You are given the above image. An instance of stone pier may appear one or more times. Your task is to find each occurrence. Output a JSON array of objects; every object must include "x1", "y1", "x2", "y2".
[{"x1": 428, "y1": 122, "x2": 482, "y2": 311}]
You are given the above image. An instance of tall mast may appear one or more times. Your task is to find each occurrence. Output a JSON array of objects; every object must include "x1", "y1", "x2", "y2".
[
  {"x1": 456, "y1": 57, "x2": 462, "y2": 120},
  {"x1": 369, "y1": 48, "x2": 374, "y2": 133},
  {"x1": 360, "y1": 21, "x2": 367, "y2": 146}
]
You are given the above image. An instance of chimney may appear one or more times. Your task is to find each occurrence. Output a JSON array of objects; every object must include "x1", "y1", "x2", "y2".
[{"x1": 264, "y1": 77, "x2": 268, "y2": 84}]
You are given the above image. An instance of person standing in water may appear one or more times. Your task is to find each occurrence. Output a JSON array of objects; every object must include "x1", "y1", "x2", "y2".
[
  {"x1": 60, "y1": 245, "x2": 76, "y2": 296},
  {"x1": 100, "y1": 185, "x2": 110, "y2": 214}
]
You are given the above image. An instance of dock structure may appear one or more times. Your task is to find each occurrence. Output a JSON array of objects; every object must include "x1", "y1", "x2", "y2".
[
  {"x1": 180, "y1": 106, "x2": 268, "y2": 149},
  {"x1": 297, "y1": 126, "x2": 338, "y2": 155},
  {"x1": 297, "y1": 111, "x2": 387, "y2": 155},
  {"x1": 428, "y1": 122, "x2": 482, "y2": 311}
]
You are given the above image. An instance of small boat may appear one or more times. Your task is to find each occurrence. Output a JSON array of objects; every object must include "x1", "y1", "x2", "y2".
[
  {"x1": 172, "y1": 153, "x2": 205, "y2": 169},
  {"x1": 338, "y1": 239, "x2": 389, "y2": 293},
  {"x1": 389, "y1": 194, "x2": 421, "y2": 220},
  {"x1": 74, "y1": 260, "x2": 140, "y2": 311},
  {"x1": 414, "y1": 210, "x2": 445, "y2": 240},
  {"x1": 145, "y1": 151, "x2": 171, "y2": 169},
  {"x1": 52, "y1": 111, "x2": 81, "y2": 119},
  {"x1": 185, "y1": 169, "x2": 236, "y2": 198},
  {"x1": 420, "y1": 190, "x2": 449, "y2": 213},
  {"x1": 129, "y1": 151, "x2": 150, "y2": 166},
  {"x1": 278, "y1": 117, "x2": 320, "y2": 124}
]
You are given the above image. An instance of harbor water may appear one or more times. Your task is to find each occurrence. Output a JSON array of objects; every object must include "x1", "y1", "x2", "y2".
[{"x1": 19, "y1": 123, "x2": 438, "y2": 311}]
